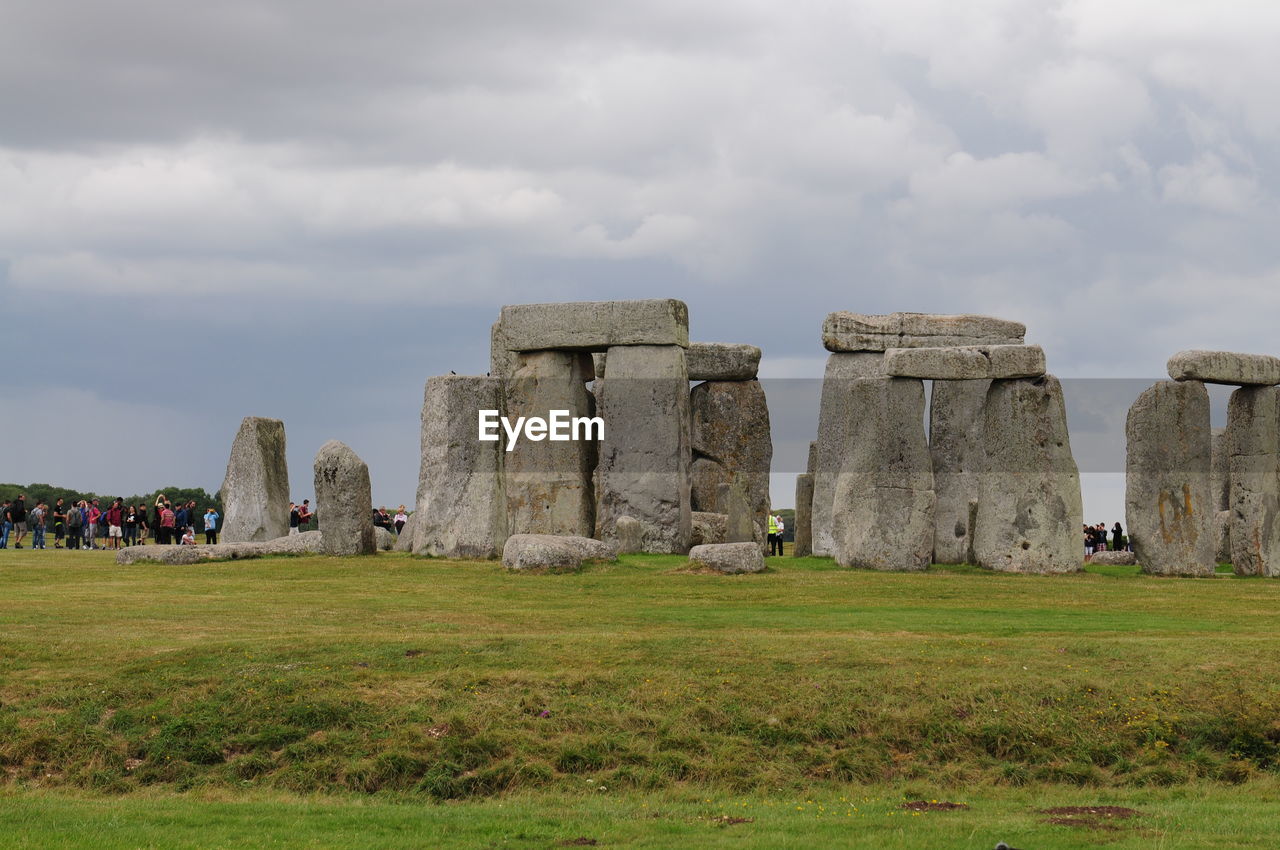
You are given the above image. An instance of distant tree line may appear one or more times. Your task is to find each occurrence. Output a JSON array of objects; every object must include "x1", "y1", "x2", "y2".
[{"x1": 0, "y1": 482, "x2": 222, "y2": 515}]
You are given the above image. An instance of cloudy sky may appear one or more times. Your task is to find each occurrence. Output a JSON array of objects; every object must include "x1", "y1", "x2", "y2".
[{"x1": 2, "y1": 0, "x2": 1277, "y2": 520}]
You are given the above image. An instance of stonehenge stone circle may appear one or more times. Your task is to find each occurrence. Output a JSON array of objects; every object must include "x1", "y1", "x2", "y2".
[
  {"x1": 415, "y1": 376, "x2": 508, "y2": 559},
  {"x1": 833, "y1": 377, "x2": 935, "y2": 571},
  {"x1": 504, "y1": 350, "x2": 597, "y2": 537},
  {"x1": 685, "y1": 343, "x2": 761, "y2": 381},
  {"x1": 973, "y1": 376, "x2": 1083, "y2": 574},
  {"x1": 595, "y1": 345, "x2": 693, "y2": 553},
  {"x1": 1225, "y1": 386, "x2": 1280, "y2": 576},
  {"x1": 501, "y1": 534, "x2": 617, "y2": 570},
  {"x1": 930, "y1": 379, "x2": 991, "y2": 564},
  {"x1": 499, "y1": 299, "x2": 689, "y2": 351},
  {"x1": 220, "y1": 416, "x2": 290, "y2": 544},
  {"x1": 1168, "y1": 350, "x2": 1280, "y2": 386},
  {"x1": 811, "y1": 351, "x2": 884, "y2": 556},
  {"x1": 689, "y1": 379, "x2": 772, "y2": 537},
  {"x1": 822, "y1": 312, "x2": 1025, "y2": 352},
  {"x1": 1124, "y1": 380, "x2": 1214, "y2": 576},
  {"x1": 688, "y1": 542, "x2": 766, "y2": 574},
  {"x1": 313, "y1": 440, "x2": 377, "y2": 557},
  {"x1": 793, "y1": 472, "x2": 814, "y2": 557},
  {"x1": 883, "y1": 345, "x2": 1045, "y2": 380}
]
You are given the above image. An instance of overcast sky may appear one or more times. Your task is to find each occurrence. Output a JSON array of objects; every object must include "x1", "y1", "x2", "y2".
[{"x1": 2, "y1": 0, "x2": 1277, "y2": 521}]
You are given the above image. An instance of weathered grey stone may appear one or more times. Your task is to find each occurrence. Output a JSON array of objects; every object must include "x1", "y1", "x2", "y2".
[
  {"x1": 115, "y1": 530, "x2": 325, "y2": 565},
  {"x1": 614, "y1": 515, "x2": 648, "y2": 554},
  {"x1": 592, "y1": 352, "x2": 606, "y2": 379},
  {"x1": 793, "y1": 473, "x2": 813, "y2": 557},
  {"x1": 724, "y1": 474, "x2": 755, "y2": 544},
  {"x1": 832, "y1": 378, "x2": 935, "y2": 571},
  {"x1": 884, "y1": 345, "x2": 1045, "y2": 380},
  {"x1": 1124, "y1": 380, "x2": 1215, "y2": 576},
  {"x1": 490, "y1": 321, "x2": 515, "y2": 379},
  {"x1": 715, "y1": 483, "x2": 731, "y2": 515},
  {"x1": 375, "y1": 526, "x2": 395, "y2": 551},
  {"x1": 691, "y1": 511, "x2": 727, "y2": 546},
  {"x1": 1215, "y1": 509, "x2": 1231, "y2": 565},
  {"x1": 823, "y1": 312, "x2": 1025, "y2": 353},
  {"x1": 973, "y1": 376, "x2": 1083, "y2": 574},
  {"x1": 806, "y1": 441, "x2": 818, "y2": 475},
  {"x1": 595, "y1": 345, "x2": 692, "y2": 553},
  {"x1": 394, "y1": 512, "x2": 418, "y2": 552},
  {"x1": 415, "y1": 376, "x2": 508, "y2": 559},
  {"x1": 504, "y1": 350, "x2": 597, "y2": 537},
  {"x1": 686, "y1": 343, "x2": 761, "y2": 381},
  {"x1": 689, "y1": 380, "x2": 772, "y2": 537},
  {"x1": 688, "y1": 542, "x2": 766, "y2": 574},
  {"x1": 1090, "y1": 550, "x2": 1136, "y2": 566},
  {"x1": 812, "y1": 352, "x2": 884, "y2": 556},
  {"x1": 1168, "y1": 350, "x2": 1280, "y2": 386},
  {"x1": 314, "y1": 440, "x2": 376, "y2": 557},
  {"x1": 501, "y1": 534, "x2": 617, "y2": 570},
  {"x1": 1226, "y1": 386, "x2": 1280, "y2": 576},
  {"x1": 930, "y1": 379, "x2": 991, "y2": 564},
  {"x1": 499, "y1": 299, "x2": 689, "y2": 351},
  {"x1": 1211, "y1": 428, "x2": 1231, "y2": 512},
  {"x1": 220, "y1": 417, "x2": 290, "y2": 544}
]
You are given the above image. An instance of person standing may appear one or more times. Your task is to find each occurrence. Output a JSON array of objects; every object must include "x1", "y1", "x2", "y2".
[
  {"x1": 159, "y1": 502, "x2": 176, "y2": 545},
  {"x1": 10, "y1": 494, "x2": 28, "y2": 549},
  {"x1": 64, "y1": 501, "x2": 82, "y2": 549},
  {"x1": 298, "y1": 499, "x2": 312, "y2": 529},
  {"x1": 773, "y1": 514, "x2": 785, "y2": 556},
  {"x1": 29, "y1": 502, "x2": 47, "y2": 549},
  {"x1": 52, "y1": 498, "x2": 66, "y2": 548},
  {"x1": 288, "y1": 502, "x2": 299, "y2": 535},
  {"x1": 0, "y1": 499, "x2": 11, "y2": 549},
  {"x1": 105, "y1": 498, "x2": 124, "y2": 550},
  {"x1": 204, "y1": 507, "x2": 220, "y2": 545},
  {"x1": 766, "y1": 513, "x2": 778, "y2": 556},
  {"x1": 86, "y1": 500, "x2": 101, "y2": 549}
]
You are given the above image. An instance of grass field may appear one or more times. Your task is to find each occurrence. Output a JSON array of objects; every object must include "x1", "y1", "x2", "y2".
[{"x1": 2, "y1": 548, "x2": 1279, "y2": 848}]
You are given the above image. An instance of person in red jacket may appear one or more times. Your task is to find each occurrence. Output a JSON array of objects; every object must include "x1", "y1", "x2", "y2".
[{"x1": 105, "y1": 498, "x2": 125, "y2": 550}]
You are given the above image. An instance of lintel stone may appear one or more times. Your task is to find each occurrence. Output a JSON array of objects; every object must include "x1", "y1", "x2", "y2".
[{"x1": 500, "y1": 299, "x2": 689, "y2": 352}]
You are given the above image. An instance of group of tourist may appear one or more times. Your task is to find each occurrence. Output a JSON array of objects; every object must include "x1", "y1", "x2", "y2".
[
  {"x1": 0, "y1": 493, "x2": 219, "y2": 550},
  {"x1": 1085, "y1": 521, "x2": 1127, "y2": 557}
]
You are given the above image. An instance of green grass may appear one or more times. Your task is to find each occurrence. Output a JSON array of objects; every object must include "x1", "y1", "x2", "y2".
[{"x1": 2, "y1": 548, "x2": 1280, "y2": 847}]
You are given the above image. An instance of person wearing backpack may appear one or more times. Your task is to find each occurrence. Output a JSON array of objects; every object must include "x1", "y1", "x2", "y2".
[{"x1": 64, "y1": 501, "x2": 83, "y2": 550}]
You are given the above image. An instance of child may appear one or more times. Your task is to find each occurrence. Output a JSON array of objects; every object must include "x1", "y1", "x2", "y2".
[{"x1": 180, "y1": 526, "x2": 196, "y2": 546}]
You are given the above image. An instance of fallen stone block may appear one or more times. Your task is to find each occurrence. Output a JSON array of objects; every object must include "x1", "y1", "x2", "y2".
[
  {"x1": 686, "y1": 343, "x2": 761, "y2": 381},
  {"x1": 501, "y1": 534, "x2": 618, "y2": 570},
  {"x1": 823, "y1": 312, "x2": 1024, "y2": 353},
  {"x1": 688, "y1": 542, "x2": 766, "y2": 574},
  {"x1": 499, "y1": 299, "x2": 689, "y2": 351},
  {"x1": 884, "y1": 345, "x2": 1045, "y2": 380},
  {"x1": 1090, "y1": 550, "x2": 1136, "y2": 566},
  {"x1": 1168, "y1": 350, "x2": 1280, "y2": 386}
]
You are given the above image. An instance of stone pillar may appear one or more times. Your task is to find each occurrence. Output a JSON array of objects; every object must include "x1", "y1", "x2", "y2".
[
  {"x1": 595, "y1": 345, "x2": 692, "y2": 553},
  {"x1": 220, "y1": 416, "x2": 290, "y2": 543},
  {"x1": 1211, "y1": 427, "x2": 1231, "y2": 565},
  {"x1": 489, "y1": 321, "x2": 515, "y2": 380},
  {"x1": 811, "y1": 352, "x2": 884, "y2": 556},
  {"x1": 415, "y1": 376, "x2": 508, "y2": 559},
  {"x1": 313, "y1": 440, "x2": 376, "y2": 556},
  {"x1": 793, "y1": 473, "x2": 814, "y2": 557},
  {"x1": 974, "y1": 376, "x2": 1083, "y2": 573},
  {"x1": 689, "y1": 380, "x2": 772, "y2": 540},
  {"x1": 1226, "y1": 386, "x2": 1280, "y2": 576},
  {"x1": 724, "y1": 474, "x2": 754, "y2": 544},
  {"x1": 929, "y1": 379, "x2": 990, "y2": 564},
  {"x1": 832, "y1": 377, "x2": 935, "y2": 571},
  {"x1": 504, "y1": 351, "x2": 597, "y2": 537},
  {"x1": 1124, "y1": 380, "x2": 1214, "y2": 576}
]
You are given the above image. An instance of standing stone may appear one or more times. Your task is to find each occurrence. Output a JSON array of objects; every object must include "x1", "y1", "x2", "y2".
[
  {"x1": 415, "y1": 376, "x2": 508, "y2": 559},
  {"x1": 930, "y1": 379, "x2": 991, "y2": 564},
  {"x1": 1226, "y1": 386, "x2": 1280, "y2": 576},
  {"x1": 1215, "y1": 510, "x2": 1232, "y2": 565},
  {"x1": 974, "y1": 376, "x2": 1083, "y2": 574},
  {"x1": 812, "y1": 352, "x2": 884, "y2": 556},
  {"x1": 394, "y1": 512, "x2": 418, "y2": 552},
  {"x1": 689, "y1": 380, "x2": 772, "y2": 538},
  {"x1": 595, "y1": 345, "x2": 692, "y2": 553},
  {"x1": 724, "y1": 474, "x2": 754, "y2": 544},
  {"x1": 793, "y1": 473, "x2": 814, "y2": 557},
  {"x1": 313, "y1": 440, "x2": 376, "y2": 556},
  {"x1": 807, "y1": 441, "x2": 818, "y2": 475},
  {"x1": 504, "y1": 351, "x2": 597, "y2": 537},
  {"x1": 832, "y1": 378, "x2": 935, "y2": 571},
  {"x1": 1211, "y1": 428, "x2": 1230, "y2": 512},
  {"x1": 220, "y1": 416, "x2": 290, "y2": 544},
  {"x1": 1124, "y1": 380, "x2": 1214, "y2": 576}
]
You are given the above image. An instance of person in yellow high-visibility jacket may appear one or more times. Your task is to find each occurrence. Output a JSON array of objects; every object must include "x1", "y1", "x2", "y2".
[{"x1": 767, "y1": 513, "x2": 779, "y2": 556}]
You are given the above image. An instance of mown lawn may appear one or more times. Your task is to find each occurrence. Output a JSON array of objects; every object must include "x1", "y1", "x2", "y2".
[{"x1": 1, "y1": 549, "x2": 1278, "y2": 847}]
